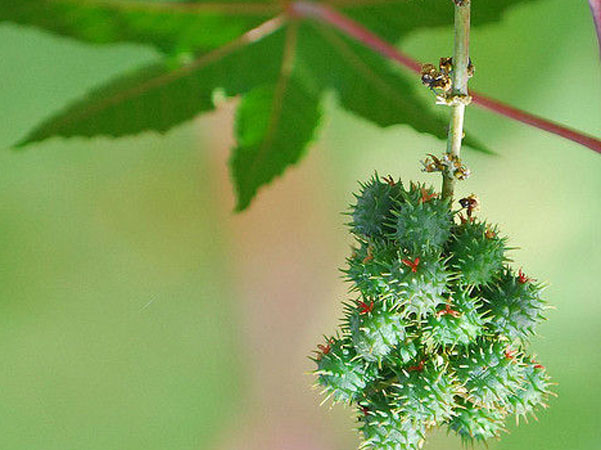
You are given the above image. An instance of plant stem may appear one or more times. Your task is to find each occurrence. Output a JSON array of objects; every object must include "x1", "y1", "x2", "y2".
[{"x1": 441, "y1": 1, "x2": 471, "y2": 202}]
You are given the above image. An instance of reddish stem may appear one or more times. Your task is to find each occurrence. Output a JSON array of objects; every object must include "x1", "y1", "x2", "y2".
[{"x1": 289, "y1": 1, "x2": 601, "y2": 155}]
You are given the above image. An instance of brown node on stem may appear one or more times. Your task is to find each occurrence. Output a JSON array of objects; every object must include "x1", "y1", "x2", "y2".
[{"x1": 420, "y1": 63, "x2": 452, "y2": 95}]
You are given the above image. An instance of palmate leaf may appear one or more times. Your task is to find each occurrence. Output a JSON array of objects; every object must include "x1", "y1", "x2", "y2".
[
  {"x1": 14, "y1": 19, "x2": 464, "y2": 209},
  {"x1": 8, "y1": 0, "x2": 538, "y2": 209}
]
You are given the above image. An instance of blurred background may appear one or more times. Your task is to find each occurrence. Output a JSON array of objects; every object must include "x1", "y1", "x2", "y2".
[{"x1": 0, "y1": 0, "x2": 599, "y2": 449}]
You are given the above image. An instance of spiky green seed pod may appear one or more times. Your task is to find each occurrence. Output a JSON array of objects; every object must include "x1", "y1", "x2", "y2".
[
  {"x1": 345, "y1": 245, "x2": 449, "y2": 317},
  {"x1": 350, "y1": 175, "x2": 403, "y2": 240},
  {"x1": 448, "y1": 398, "x2": 506, "y2": 444},
  {"x1": 451, "y1": 340, "x2": 525, "y2": 408},
  {"x1": 312, "y1": 175, "x2": 552, "y2": 449},
  {"x1": 422, "y1": 288, "x2": 489, "y2": 350},
  {"x1": 344, "y1": 241, "x2": 403, "y2": 300},
  {"x1": 347, "y1": 300, "x2": 407, "y2": 362},
  {"x1": 447, "y1": 220, "x2": 507, "y2": 287},
  {"x1": 315, "y1": 336, "x2": 374, "y2": 403},
  {"x1": 389, "y1": 360, "x2": 458, "y2": 425},
  {"x1": 358, "y1": 393, "x2": 426, "y2": 450},
  {"x1": 396, "y1": 254, "x2": 449, "y2": 319},
  {"x1": 507, "y1": 359, "x2": 552, "y2": 419},
  {"x1": 391, "y1": 183, "x2": 452, "y2": 253},
  {"x1": 479, "y1": 268, "x2": 546, "y2": 344}
]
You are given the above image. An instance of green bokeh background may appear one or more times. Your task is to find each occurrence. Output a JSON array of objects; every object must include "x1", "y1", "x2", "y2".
[{"x1": 0, "y1": 0, "x2": 599, "y2": 449}]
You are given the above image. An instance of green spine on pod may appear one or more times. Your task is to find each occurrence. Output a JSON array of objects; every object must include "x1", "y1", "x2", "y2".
[{"x1": 386, "y1": 339, "x2": 420, "y2": 366}]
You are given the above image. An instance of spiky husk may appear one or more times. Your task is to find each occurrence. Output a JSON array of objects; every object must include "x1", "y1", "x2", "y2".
[
  {"x1": 350, "y1": 175, "x2": 403, "y2": 240},
  {"x1": 448, "y1": 399, "x2": 506, "y2": 444},
  {"x1": 479, "y1": 268, "x2": 546, "y2": 344},
  {"x1": 507, "y1": 360, "x2": 552, "y2": 419},
  {"x1": 312, "y1": 175, "x2": 552, "y2": 449},
  {"x1": 358, "y1": 393, "x2": 426, "y2": 450},
  {"x1": 344, "y1": 241, "x2": 404, "y2": 301},
  {"x1": 422, "y1": 288, "x2": 489, "y2": 350},
  {"x1": 395, "y1": 254, "x2": 449, "y2": 319},
  {"x1": 451, "y1": 341, "x2": 525, "y2": 409},
  {"x1": 447, "y1": 220, "x2": 507, "y2": 287},
  {"x1": 348, "y1": 301, "x2": 407, "y2": 362},
  {"x1": 315, "y1": 336, "x2": 374, "y2": 403},
  {"x1": 345, "y1": 244, "x2": 449, "y2": 318},
  {"x1": 392, "y1": 183, "x2": 452, "y2": 253},
  {"x1": 390, "y1": 361, "x2": 457, "y2": 425}
]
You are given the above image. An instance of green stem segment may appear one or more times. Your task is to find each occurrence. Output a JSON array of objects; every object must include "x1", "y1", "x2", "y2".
[{"x1": 442, "y1": 0, "x2": 471, "y2": 202}]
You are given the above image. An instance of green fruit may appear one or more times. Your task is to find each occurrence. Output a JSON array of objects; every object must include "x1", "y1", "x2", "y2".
[
  {"x1": 315, "y1": 336, "x2": 374, "y2": 403},
  {"x1": 347, "y1": 300, "x2": 407, "y2": 362},
  {"x1": 422, "y1": 288, "x2": 488, "y2": 349},
  {"x1": 392, "y1": 183, "x2": 452, "y2": 253},
  {"x1": 358, "y1": 393, "x2": 426, "y2": 450},
  {"x1": 448, "y1": 398, "x2": 506, "y2": 444},
  {"x1": 350, "y1": 175, "x2": 403, "y2": 240},
  {"x1": 479, "y1": 268, "x2": 546, "y2": 344},
  {"x1": 344, "y1": 241, "x2": 403, "y2": 301},
  {"x1": 448, "y1": 220, "x2": 507, "y2": 286},
  {"x1": 390, "y1": 360, "x2": 457, "y2": 425},
  {"x1": 507, "y1": 359, "x2": 552, "y2": 419},
  {"x1": 395, "y1": 254, "x2": 449, "y2": 319},
  {"x1": 451, "y1": 340, "x2": 525, "y2": 408}
]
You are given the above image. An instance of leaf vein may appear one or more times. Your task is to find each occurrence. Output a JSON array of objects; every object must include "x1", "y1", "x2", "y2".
[{"x1": 246, "y1": 20, "x2": 300, "y2": 181}]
